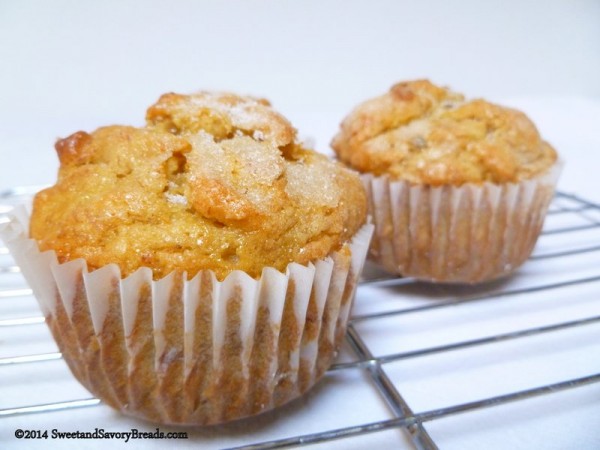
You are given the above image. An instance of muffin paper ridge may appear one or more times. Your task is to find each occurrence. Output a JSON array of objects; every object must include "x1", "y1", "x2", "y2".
[
  {"x1": 0, "y1": 209, "x2": 373, "y2": 425},
  {"x1": 363, "y1": 161, "x2": 562, "y2": 283}
]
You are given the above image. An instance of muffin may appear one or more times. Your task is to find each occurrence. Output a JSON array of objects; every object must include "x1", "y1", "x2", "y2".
[
  {"x1": 332, "y1": 80, "x2": 561, "y2": 283},
  {"x1": 0, "y1": 91, "x2": 373, "y2": 425}
]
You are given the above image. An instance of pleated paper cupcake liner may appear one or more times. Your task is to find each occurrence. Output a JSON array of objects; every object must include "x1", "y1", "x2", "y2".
[
  {"x1": 0, "y1": 208, "x2": 373, "y2": 425},
  {"x1": 362, "y1": 162, "x2": 562, "y2": 283}
]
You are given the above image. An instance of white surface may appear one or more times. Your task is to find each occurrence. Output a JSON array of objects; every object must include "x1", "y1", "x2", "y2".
[{"x1": 1, "y1": 1, "x2": 599, "y2": 449}]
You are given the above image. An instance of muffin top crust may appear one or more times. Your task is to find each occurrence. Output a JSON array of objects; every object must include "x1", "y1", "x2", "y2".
[
  {"x1": 30, "y1": 92, "x2": 367, "y2": 280},
  {"x1": 331, "y1": 80, "x2": 557, "y2": 185}
]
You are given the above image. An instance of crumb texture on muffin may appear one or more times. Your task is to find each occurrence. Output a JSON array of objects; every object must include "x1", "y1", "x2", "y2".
[
  {"x1": 31, "y1": 92, "x2": 367, "y2": 280},
  {"x1": 331, "y1": 80, "x2": 557, "y2": 185}
]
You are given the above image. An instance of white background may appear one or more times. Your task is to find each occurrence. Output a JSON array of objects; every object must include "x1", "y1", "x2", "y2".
[
  {"x1": 1, "y1": 0, "x2": 599, "y2": 198},
  {"x1": 0, "y1": 1, "x2": 599, "y2": 449}
]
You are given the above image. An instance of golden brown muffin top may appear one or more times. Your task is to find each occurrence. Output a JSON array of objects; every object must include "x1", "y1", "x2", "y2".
[
  {"x1": 331, "y1": 80, "x2": 558, "y2": 185},
  {"x1": 31, "y1": 92, "x2": 367, "y2": 280}
]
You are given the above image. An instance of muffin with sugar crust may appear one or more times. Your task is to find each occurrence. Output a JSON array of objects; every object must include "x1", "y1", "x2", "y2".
[
  {"x1": 31, "y1": 92, "x2": 367, "y2": 281},
  {"x1": 1, "y1": 91, "x2": 373, "y2": 425},
  {"x1": 332, "y1": 79, "x2": 560, "y2": 283}
]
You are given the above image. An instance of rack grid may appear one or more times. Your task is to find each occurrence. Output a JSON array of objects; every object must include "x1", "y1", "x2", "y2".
[{"x1": 1, "y1": 186, "x2": 599, "y2": 449}]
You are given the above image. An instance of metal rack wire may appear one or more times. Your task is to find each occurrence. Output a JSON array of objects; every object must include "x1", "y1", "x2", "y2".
[{"x1": 1, "y1": 186, "x2": 599, "y2": 449}]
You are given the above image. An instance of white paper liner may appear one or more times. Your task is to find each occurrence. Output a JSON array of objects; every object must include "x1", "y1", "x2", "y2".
[
  {"x1": 0, "y1": 211, "x2": 373, "y2": 425},
  {"x1": 362, "y1": 161, "x2": 562, "y2": 284}
]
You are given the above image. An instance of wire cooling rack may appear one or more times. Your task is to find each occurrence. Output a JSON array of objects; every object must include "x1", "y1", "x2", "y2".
[{"x1": 1, "y1": 186, "x2": 599, "y2": 449}]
